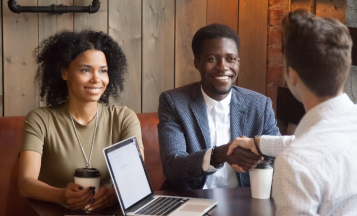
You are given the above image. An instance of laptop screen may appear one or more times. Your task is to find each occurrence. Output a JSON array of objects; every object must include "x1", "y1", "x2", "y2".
[{"x1": 104, "y1": 137, "x2": 152, "y2": 209}]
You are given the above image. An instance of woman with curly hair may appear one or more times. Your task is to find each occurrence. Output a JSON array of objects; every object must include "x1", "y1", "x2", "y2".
[{"x1": 18, "y1": 30, "x2": 144, "y2": 211}]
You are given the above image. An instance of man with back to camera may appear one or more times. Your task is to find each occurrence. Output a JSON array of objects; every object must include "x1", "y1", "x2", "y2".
[
  {"x1": 157, "y1": 23, "x2": 281, "y2": 191},
  {"x1": 228, "y1": 9, "x2": 357, "y2": 215}
]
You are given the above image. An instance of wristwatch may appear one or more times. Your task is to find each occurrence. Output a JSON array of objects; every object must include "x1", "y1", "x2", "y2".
[{"x1": 210, "y1": 146, "x2": 224, "y2": 168}]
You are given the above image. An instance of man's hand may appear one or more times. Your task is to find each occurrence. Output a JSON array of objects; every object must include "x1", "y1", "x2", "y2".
[
  {"x1": 212, "y1": 136, "x2": 263, "y2": 172},
  {"x1": 226, "y1": 137, "x2": 263, "y2": 172},
  {"x1": 211, "y1": 144, "x2": 230, "y2": 164},
  {"x1": 227, "y1": 146, "x2": 262, "y2": 172},
  {"x1": 227, "y1": 137, "x2": 259, "y2": 156}
]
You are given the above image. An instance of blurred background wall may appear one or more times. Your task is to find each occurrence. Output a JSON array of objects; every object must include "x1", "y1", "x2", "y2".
[{"x1": 0, "y1": 0, "x2": 352, "y2": 117}]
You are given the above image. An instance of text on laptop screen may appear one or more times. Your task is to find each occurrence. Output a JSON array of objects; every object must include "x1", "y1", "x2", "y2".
[{"x1": 107, "y1": 141, "x2": 151, "y2": 208}]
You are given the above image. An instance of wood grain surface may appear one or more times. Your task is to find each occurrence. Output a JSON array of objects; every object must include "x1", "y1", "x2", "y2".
[
  {"x1": 108, "y1": 0, "x2": 142, "y2": 113},
  {"x1": 142, "y1": 0, "x2": 175, "y2": 113},
  {"x1": 74, "y1": 0, "x2": 108, "y2": 33},
  {"x1": 175, "y1": 0, "x2": 206, "y2": 88},
  {"x1": 3, "y1": 0, "x2": 39, "y2": 116},
  {"x1": 38, "y1": 0, "x2": 74, "y2": 107},
  {"x1": 0, "y1": 0, "x2": 276, "y2": 115},
  {"x1": 207, "y1": 0, "x2": 239, "y2": 32},
  {"x1": 238, "y1": 0, "x2": 268, "y2": 95}
]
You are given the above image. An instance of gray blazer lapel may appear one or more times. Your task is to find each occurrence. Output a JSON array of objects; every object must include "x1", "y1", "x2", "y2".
[
  {"x1": 230, "y1": 88, "x2": 247, "y2": 141},
  {"x1": 189, "y1": 83, "x2": 211, "y2": 149}
]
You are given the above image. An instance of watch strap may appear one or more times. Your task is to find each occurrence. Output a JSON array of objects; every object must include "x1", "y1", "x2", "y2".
[{"x1": 210, "y1": 146, "x2": 224, "y2": 168}]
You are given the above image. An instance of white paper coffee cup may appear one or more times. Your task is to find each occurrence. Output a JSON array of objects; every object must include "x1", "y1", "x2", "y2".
[
  {"x1": 249, "y1": 160, "x2": 274, "y2": 199},
  {"x1": 74, "y1": 168, "x2": 101, "y2": 193}
]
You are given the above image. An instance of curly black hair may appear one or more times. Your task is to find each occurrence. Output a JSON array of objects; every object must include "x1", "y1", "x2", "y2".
[
  {"x1": 192, "y1": 23, "x2": 240, "y2": 59},
  {"x1": 34, "y1": 30, "x2": 127, "y2": 106}
]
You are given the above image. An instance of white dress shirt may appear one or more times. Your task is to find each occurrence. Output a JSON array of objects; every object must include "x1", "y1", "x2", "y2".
[
  {"x1": 201, "y1": 87, "x2": 239, "y2": 189},
  {"x1": 260, "y1": 94, "x2": 357, "y2": 216}
]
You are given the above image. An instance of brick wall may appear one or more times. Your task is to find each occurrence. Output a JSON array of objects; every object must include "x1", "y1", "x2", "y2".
[
  {"x1": 267, "y1": 0, "x2": 348, "y2": 112},
  {"x1": 267, "y1": 0, "x2": 289, "y2": 112},
  {"x1": 344, "y1": 0, "x2": 357, "y2": 103}
]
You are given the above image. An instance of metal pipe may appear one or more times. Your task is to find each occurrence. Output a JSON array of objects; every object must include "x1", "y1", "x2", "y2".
[{"x1": 8, "y1": 0, "x2": 100, "y2": 14}]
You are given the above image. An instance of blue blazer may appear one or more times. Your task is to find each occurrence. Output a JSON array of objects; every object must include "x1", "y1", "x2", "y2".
[{"x1": 158, "y1": 82, "x2": 280, "y2": 190}]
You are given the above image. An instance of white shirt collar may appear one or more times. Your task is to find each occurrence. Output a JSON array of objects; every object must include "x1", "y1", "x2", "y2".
[
  {"x1": 201, "y1": 85, "x2": 232, "y2": 110},
  {"x1": 295, "y1": 93, "x2": 354, "y2": 137}
]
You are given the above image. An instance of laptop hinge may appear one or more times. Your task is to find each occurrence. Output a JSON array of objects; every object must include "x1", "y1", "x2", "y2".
[{"x1": 126, "y1": 194, "x2": 155, "y2": 213}]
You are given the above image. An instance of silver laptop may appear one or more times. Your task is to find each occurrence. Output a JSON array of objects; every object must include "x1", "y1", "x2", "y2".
[{"x1": 103, "y1": 137, "x2": 217, "y2": 216}]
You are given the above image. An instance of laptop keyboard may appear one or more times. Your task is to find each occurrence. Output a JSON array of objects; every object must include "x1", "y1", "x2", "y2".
[{"x1": 135, "y1": 197, "x2": 189, "y2": 215}]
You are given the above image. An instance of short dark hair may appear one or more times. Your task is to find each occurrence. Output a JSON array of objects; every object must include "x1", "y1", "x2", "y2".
[
  {"x1": 282, "y1": 9, "x2": 352, "y2": 97},
  {"x1": 192, "y1": 23, "x2": 240, "y2": 59},
  {"x1": 34, "y1": 30, "x2": 127, "y2": 106}
]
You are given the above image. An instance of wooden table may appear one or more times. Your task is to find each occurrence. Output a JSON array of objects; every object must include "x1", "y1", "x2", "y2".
[
  {"x1": 176, "y1": 187, "x2": 275, "y2": 216},
  {"x1": 28, "y1": 187, "x2": 275, "y2": 216}
]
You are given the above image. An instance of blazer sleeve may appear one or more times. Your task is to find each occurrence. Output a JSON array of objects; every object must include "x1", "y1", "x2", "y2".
[
  {"x1": 158, "y1": 92, "x2": 210, "y2": 183},
  {"x1": 263, "y1": 97, "x2": 281, "y2": 136}
]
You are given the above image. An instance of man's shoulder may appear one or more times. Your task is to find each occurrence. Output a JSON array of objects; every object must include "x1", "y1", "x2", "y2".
[
  {"x1": 159, "y1": 82, "x2": 201, "y2": 106},
  {"x1": 161, "y1": 82, "x2": 200, "y2": 97},
  {"x1": 232, "y1": 85, "x2": 269, "y2": 101},
  {"x1": 231, "y1": 86, "x2": 271, "y2": 111}
]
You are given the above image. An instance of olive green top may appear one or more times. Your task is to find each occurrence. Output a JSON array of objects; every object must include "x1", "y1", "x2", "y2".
[{"x1": 20, "y1": 102, "x2": 143, "y2": 188}]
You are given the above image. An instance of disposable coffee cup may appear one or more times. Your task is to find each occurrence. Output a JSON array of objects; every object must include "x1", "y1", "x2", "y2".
[
  {"x1": 249, "y1": 160, "x2": 274, "y2": 199},
  {"x1": 74, "y1": 168, "x2": 101, "y2": 193}
]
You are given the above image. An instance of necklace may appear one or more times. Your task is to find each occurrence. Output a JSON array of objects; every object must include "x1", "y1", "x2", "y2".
[{"x1": 68, "y1": 108, "x2": 98, "y2": 169}]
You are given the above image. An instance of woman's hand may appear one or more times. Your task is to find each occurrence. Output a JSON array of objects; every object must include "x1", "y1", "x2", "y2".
[
  {"x1": 86, "y1": 187, "x2": 118, "y2": 211},
  {"x1": 62, "y1": 182, "x2": 95, "y2": 210}
]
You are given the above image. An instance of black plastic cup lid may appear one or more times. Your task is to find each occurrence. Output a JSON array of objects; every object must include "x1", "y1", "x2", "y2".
[
  {"x1": 74, "y1": 168, "x2": 101, "y2": 178},
  {"x1": 255, "y1": 160, "x2": 274, "y2": 169}
]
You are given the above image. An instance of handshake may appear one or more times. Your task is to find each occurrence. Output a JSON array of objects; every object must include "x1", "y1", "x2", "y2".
[{"x1": 212, "y1": 136, "x2": 263, "y2": 172}]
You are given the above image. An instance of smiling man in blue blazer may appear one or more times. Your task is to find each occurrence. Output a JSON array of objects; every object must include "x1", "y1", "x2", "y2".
[{"x1": 158, "y1": 23, "x2": 281, "y2": 191}]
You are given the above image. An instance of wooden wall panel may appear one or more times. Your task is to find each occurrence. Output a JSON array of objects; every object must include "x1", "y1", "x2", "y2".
[
  {"x1": 108, "y1": 0, "x2": 142, "y2": 113},
  {"x1": 0, "y1": 3, "x2": 2, "y2": 116},
  {"x1": 238, "y1": 0, "x2": 268, "y2": 95},
  {"x1": 3, "y1": 0, "x2": 39, "y2": 116},
  {"x1": 0, "y1": 0, "x2": 275, "y2": 115},
  {"x1": 207, "y1": 0, "x2": 239, "y2": 32},
  {"x1": 175, "y1": 0, "x2": 206, "y2": 88},
  {"x1": 142, "y1": 0, "x2": 175, "y2": 113},
  {"x1": 74, "y1": 0, "x2": 108, "y2": 32},
  {"x1": 38, "y1": 0, "x2": 74, "y2": 107}
]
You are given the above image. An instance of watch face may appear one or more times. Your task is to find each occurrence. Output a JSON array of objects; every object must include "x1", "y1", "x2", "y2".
[{"x1": 214, "y1": 162, "x2": 224, "y2": 169}]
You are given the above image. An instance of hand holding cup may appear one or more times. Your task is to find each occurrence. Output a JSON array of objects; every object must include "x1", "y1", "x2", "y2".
[{"x1": 61, "y1": 182, "x2": 95, "y2": 210}]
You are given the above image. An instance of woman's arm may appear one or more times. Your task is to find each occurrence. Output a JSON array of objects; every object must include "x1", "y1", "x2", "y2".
[{"x1": 18, "y1": 150, "x2": 94, "y2": 209}]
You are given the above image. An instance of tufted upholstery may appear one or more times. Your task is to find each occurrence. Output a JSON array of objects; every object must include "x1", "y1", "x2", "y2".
[{"x1": 0, "y1": 113, "x2": 164, "y2": 216}]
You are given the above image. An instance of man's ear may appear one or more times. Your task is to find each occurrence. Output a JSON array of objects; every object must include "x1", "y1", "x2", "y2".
[
  {"x1": 194, "y1": 58, "x2": 199, "y2": 70},
  {"x1": 288, "y1": 67, "x2": 299, "y2": 87},
  {"x1": 61, "y1": 68, "x2": 68, "y2": 81}
]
